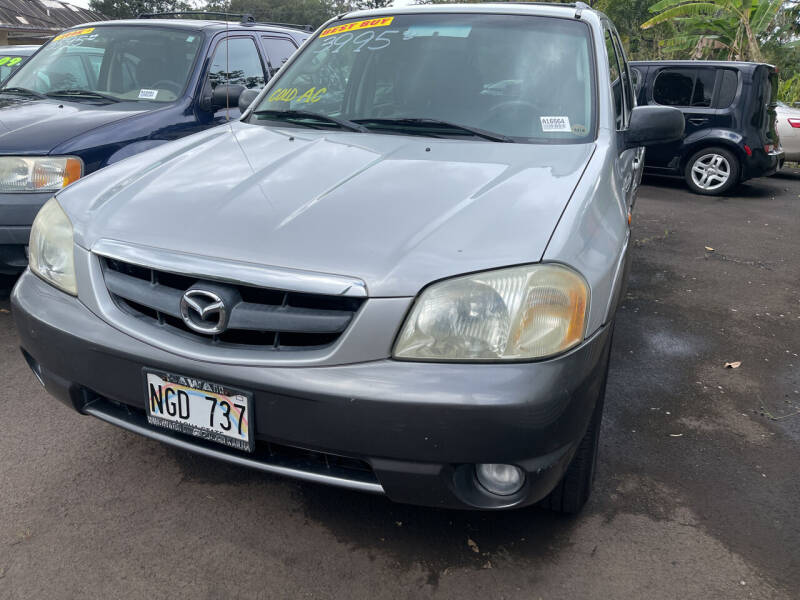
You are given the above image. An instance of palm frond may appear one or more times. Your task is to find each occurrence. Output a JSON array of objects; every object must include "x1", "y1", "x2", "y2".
[
  {"x1": 750, "y1": 0, "x2": 781, "y2": 34},
  {"x1": 641, "y1": 2, "x2": 732, "y2": 29}
]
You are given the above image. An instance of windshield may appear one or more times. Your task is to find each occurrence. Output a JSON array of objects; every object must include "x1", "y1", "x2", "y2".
[
  {"x1": 250, "y1": 14, "x2": 596, "y2": 143},
  {"x1": 3, "y1": 26, "x2": 202, "y2": 102}
]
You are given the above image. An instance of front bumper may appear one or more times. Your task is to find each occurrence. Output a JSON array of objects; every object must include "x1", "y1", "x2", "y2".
[
  {"x1": 12, "y1": 270, "x2": 612, "y2": 510},
  {"x1": 0, "y1": 191, "x2": 51, "y2": 273}
]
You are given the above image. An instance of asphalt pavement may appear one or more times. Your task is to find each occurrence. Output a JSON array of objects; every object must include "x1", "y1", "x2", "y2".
[{"x1": 1, "y1": 170, "x2": 798, "y2": 599}]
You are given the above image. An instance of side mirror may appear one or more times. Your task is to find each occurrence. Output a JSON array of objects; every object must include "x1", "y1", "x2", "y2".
[
  {"x1": 239, "y1": 88, "x2": 260, "y2": 113},
  {"x1": 623, "y1": 106, "x2": 685, "y2": 150},
  {"x1": 210, "y1": 84, "x2": 245, "y2": 111},
  {"x1": 199, "y1": 84, "x2": 246, "y2": 112}
]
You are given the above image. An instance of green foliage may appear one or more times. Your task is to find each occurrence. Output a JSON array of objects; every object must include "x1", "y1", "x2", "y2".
[
  {"x1": 778, "y1": 73, "x2": 800, "y2": 105},
  {"x1": 88, "y1": 0, "x2": 800, "y2": 84},
  {"x1": 89, "y1": 0, "x2": 193, "y2": 19},
  {"x1": 90, "y1": 0, "x2": 392, "y2": 27},
  {"x1": 595, "y1": 0, "x2": 676, "y2": 59},
  {"x1": 641, "y1": 0, "x2": 782, "y2": 61}
]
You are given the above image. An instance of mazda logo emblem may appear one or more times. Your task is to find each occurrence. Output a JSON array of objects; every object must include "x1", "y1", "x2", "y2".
[{"x1": 180, "y1": 289, "x2": 227, "y2": 334}]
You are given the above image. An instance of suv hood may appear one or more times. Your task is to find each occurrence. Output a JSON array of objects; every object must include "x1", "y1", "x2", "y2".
[
  {"x1": 62, "y1": 121, "x2": 595, "y2": 297},
  {"x1": 0, "y1": 95, "x2": 147, "y2": 154}
]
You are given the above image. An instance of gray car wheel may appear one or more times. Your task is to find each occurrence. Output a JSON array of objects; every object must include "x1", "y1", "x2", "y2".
[{"x1": 684, "y1": 147, "x2": 740, "y2": 196}]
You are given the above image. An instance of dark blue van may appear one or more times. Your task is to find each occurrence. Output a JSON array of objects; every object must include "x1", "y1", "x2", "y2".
[{"x1": 0, "y1": 15, "x2": 310, "y2": 273}]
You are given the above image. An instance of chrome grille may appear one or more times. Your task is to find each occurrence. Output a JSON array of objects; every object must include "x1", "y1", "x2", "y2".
[{"x1": 100, "y1": 257, "x2": 363, "y2": 350}]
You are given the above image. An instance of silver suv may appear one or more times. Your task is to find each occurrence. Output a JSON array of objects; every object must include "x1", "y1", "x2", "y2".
[{"x1": 12, "y1": 3, "x2": 682, "y2": 513}]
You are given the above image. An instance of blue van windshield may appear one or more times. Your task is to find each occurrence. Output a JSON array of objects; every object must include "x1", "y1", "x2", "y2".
[{"x1": 3, "y1": 26, "x2": 202, "y2": 102}]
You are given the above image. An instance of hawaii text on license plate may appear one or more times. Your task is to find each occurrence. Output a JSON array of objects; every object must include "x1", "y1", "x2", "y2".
[{"x1": 144, "y1": 370, "x2": 254, "y2": 452}]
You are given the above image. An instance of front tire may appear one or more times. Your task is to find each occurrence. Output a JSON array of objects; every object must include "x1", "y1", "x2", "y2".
[
  {"x1": 541, "y1": 375, "x2": 606, "y2": 514},
  {"x1": 684, "y1": 147, "x2": 740, "y2": 195}
]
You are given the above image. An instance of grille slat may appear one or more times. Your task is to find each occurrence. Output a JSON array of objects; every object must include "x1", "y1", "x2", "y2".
[{"x1": 101, "y1": 258, "x2": 363, "y2": 350}]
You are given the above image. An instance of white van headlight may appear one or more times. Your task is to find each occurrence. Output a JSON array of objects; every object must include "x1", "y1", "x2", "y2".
[
  {"x1": 28, "y1": 197, "x2": 77, "y2": 295},
  {"x1": 393, "y1": 264, "x2": 589, "y2": 361}
]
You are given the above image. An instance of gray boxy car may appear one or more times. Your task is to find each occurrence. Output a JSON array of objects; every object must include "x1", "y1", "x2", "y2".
[{"x1": 12, "y1": 3, "x2": 682, "y2": 513}]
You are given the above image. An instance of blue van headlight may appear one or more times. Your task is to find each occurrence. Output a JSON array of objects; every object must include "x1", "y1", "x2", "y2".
[{"x1": 0, "y1": 156, "x2": 83, "y2": 192}]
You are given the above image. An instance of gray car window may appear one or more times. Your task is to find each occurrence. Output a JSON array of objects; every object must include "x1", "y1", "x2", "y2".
[
  {"x1": 604, "y1": 29, "x2": 624, "y2": 130},
  {"x1": 253, "y1": 14, "x2": 596, "y2": 143},
  {"x1": 0, "y1": 54, "x2": 25, "y2": 81},
  {"x1": 611, "y1": 29, "x2": 633, "y2": 124}
]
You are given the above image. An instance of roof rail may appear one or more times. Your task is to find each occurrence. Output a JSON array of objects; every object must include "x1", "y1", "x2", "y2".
[
  {"x1": 574, "y1": 2, "x2": 590, "y2": 18},
  {"x1": 138, "y1": 11, "x2": 250, "y2": 21},
  {"x1": 242, "y1": 20, "x2": 315, "y2": 32},
  {"x1": 137, "y1": 11, "x2": 312, "y2": 30}
]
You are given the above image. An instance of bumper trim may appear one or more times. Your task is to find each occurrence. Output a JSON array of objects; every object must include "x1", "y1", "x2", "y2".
[{"x1": 83, "y1": 398, "x2": 386, "y2": 495}]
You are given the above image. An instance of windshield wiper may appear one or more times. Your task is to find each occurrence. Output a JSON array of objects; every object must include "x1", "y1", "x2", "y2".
[
  {"x1": 0, "y1": 87, "x2": 47, "y2": 99},
  {"x1": 46, "y1": 89, "x2": 121, "y2": 103},
  {"x1": 253, "y1": 109, "x2": 367, "y2": 133},
  {"x1": 353, "y1": 118, "x2": 514, "y2": 143}
]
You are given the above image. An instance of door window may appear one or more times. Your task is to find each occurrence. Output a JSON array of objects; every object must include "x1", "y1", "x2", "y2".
[
  {"x1": 208, "y1": 37, "x2": 265, "y2": 90},
  {"x1": 653, "y1": 68, "x2": 717, "y2": 107},
  {"x1": 261, "y1": 37, "x2": 297, "y2": 78},
  {"x1": 691, "y1": 69, "x2": 715, "y2": 107},
  {"x1": 604, "y1": 29, "x2": 624, "y2": 130},
  {"x1": 717, "y1": 69, "x2": 739, "y2": 108},
  {"x1": 611, "y1": 30, "x2": 633, "y2": 122}
]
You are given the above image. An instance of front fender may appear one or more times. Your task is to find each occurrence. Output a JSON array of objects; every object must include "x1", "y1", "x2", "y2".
[{"x1": 106, "y1": 140, "x2": 169, "y2": 165}]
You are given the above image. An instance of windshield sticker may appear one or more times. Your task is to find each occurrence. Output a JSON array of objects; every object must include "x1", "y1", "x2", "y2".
[
  {"x1": 186, "y1": 35, "x2": 195, "y2": 42},
  {"x1": 571, "y1": 124, "x2": 588, "y2": 135},
  {"x1": 268, "y1": 87, "x2": 326, "y2": 103},
  {"x1": 138, "y1": 89, "x2": 159, "y2": 100},
  {"x1": 53, "y1": 27, "x2": 94, "y2": 42},
  {"x1": 540, "y1": 116, "x2": 571, "y2": 133},
  {"x1": 320, "y1": 17, "x2": 394, "y2": 38},
  {"x1": 404, "y1": 25, "x2": 471, "y2": 39},
  {"x1": 0, "y1": 56, "x2": 22, "y2": 66}
]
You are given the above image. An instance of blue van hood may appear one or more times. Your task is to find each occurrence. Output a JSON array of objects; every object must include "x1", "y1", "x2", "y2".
[{"x1": 0, "y1": 95, "x2": 148, "y2": 154}]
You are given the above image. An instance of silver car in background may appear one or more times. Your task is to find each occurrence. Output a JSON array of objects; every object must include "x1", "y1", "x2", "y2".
[
  {"x1": 0, "y1": 45, "x2": 38, "y2": 82},
  {"x1": 776, "y1": 101, "x2": 800, "y2": 162},
  {"x1": 12, "y1": 3, "x2": 682, "y2": 513}
]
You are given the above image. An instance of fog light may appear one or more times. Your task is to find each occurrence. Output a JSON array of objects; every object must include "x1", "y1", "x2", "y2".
[{"x1": 475, "y1": 463, "x2": 525, "y2": 496}]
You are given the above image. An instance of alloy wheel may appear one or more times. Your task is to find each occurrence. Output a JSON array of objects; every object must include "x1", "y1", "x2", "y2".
[{"x1": 691, "y1": 153, "x2": 731, "y2": 192}]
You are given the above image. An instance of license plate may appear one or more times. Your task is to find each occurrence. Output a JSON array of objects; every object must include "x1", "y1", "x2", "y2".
[{"x1": 144, "y1": 370, "x2": 254, "y2": 453}]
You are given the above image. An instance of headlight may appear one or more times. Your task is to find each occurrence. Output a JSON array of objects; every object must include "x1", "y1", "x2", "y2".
[
  {"x1": 393, "y1": 264, "x2": 589, "y2": 361},
  {"x1": 0, "y1": 156, "x2": 82, "y2": 192},
  {"x1": 28, "y1": 197, "x2": 77, "y2": 295}
]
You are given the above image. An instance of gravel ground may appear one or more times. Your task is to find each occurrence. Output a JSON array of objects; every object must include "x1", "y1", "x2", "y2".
[{"x1": 0, "y1": 171, "x2": 798, "y2": 599}]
